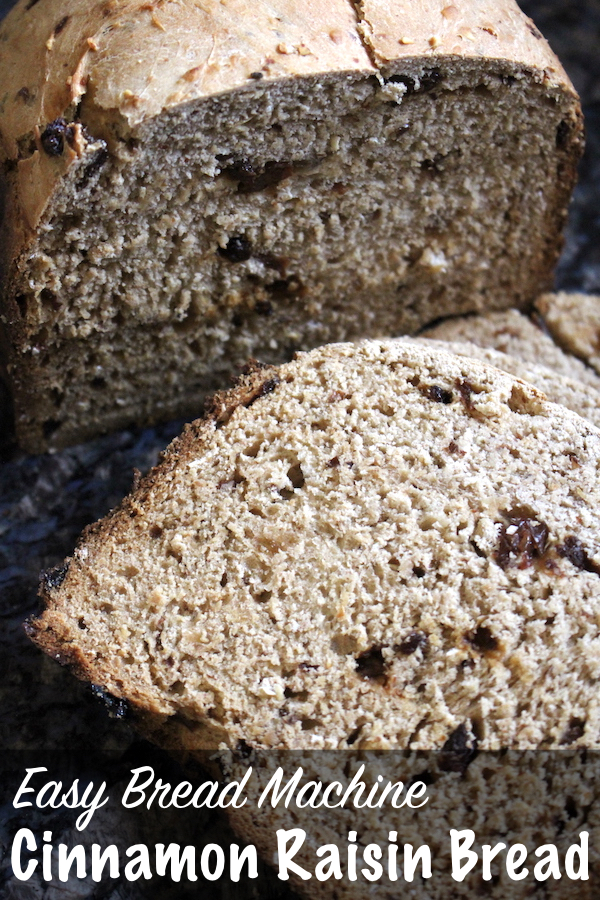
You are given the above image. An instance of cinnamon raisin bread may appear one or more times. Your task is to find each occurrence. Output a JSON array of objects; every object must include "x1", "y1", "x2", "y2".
[
  {"x1": 28, "y1": 340, "x2": 600, "y2": 751},
  {"x1": 536, "y1": 291, "x2": 600, "y2": 376},
  {"x1": 0, "y1": 0, "x2": 582, "y2": 452}
]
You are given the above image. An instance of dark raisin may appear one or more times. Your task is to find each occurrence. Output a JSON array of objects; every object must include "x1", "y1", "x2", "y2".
[
  {"x1": 439, "y1": 723, "x2": 478, "y2": 773},
  {"x1": 355, "y1": 646, "x2": 387, "y2": 682},
  {"x1": 249, "y1": 71, "x2": 264, "y2": 80},
  {"x1": 412, "y1": 566, "x2": 426, "y2": 578},
  {"x1": 41, "y1": 562, "x2": 69, "y2": 591},
  {"x1": 467, "y1": 626, "x2": 498, "y2": 653},
  {"x1": 495, "y1": 513, "x2": 549, "y2": 570},
  {"x1": 245, "y1": 375, "x2": 281, "y2": 408},
  {"x1": 425, "y1": 384, "x2": 453, "y2": 404},
  {"x1": 558, "y1": 536, "x2": 600, "y2": 576},
  {"x1": 218, "y1": 235, "x2": 252, "y2": 262},
  {"x1": 90, "y1": 685, "x2": 129, "y2": 719},
  {"x1": 53, "y1": 15, "x2": 69, "y2": 35},
  {"x1": 327, "y1": 456, "x2": 340, "y2": 468},
  {"x1": 395, "y1": 631, "x2": 427, "y2": 655},
  {"x1": 40, "y1": 118, "x2": 73, "y2": 157},
  {"x1": 561, "y1": 717, "x2": 586, "y2": 745}
]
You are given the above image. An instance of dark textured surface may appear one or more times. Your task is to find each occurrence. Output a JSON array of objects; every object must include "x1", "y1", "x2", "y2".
[{"x1": 0, "y1": 1, "x2": 599, "y2": 896}]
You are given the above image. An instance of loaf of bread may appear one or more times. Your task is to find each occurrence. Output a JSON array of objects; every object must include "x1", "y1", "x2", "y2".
[
  {"x1": 536, "y1": 291, "x2": 600, "y2": 376},
  {"x1": 0, "y1": 0, "x2": 582, "y2": 452},
  {"x1": 28, "y1": 340, "x2": 600, "y2": 752}
]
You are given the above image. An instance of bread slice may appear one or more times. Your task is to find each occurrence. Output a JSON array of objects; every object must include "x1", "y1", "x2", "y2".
[
  {"x1": 422, "y1": 307, "x2": 600, "y2": 391},
  {"x1": 536, "y1": 291, "x2": 600, "y2": 376},
  {"x1": 416, "y1": 336, "x2": 600, "y2": 428},
  {"x1": 0, "y1": 0, "x2": 582, "y2": 452},
  {"x1": 28, "y1": 340, "x2": 600, "y2": 752}
]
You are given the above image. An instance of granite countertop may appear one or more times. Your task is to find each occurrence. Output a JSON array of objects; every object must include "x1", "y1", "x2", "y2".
[{"x1": 1, "y1": 1, "x2": 599, "y2": 896}]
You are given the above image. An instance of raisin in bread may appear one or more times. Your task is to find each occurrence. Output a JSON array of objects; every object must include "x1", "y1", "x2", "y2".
[
  {"x1": 415, "y1": 336, "x2": 600, "y2": 428},
  {"x1": 28, "y1": 340, "x2": 600, "y2": 752},
  {"x1": 536, "y1": 291, "x2": 600, "y2": 376},
  {"x1": 0, "y1": 0, "x2": 582, "y2": 452}
]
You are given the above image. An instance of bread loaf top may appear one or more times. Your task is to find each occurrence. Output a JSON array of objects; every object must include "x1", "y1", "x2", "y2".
[{"x1": 0, "y1": 0, "x2": 577, "y2": 236}]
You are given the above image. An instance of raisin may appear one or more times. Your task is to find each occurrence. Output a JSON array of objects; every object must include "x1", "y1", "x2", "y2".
[
  {"x1": 412, "y1": 566, "x2": 426, "y2": 578},
  {"x1": 218, "y1": 235, "x2": 252, "y2": 262},
  {"x1": 439, "y1": 723, "x2": 478, "y2": 773},
  {"x1": 395, "y1": 632, "x2": 427, "y2": 655},
  {"x1": 249, "y1": 71, "x2": 264, "y2": 80},
  {"x1": 327, "y1": 456, "x2": 340, "y2": 468},
  {"x1": 495, "y1": 512, "x2": 549, "y2": 570},
  {"x1": 467, "y1": 626, "x2": 498, "y2": 653},
  {"x1": 90, "y1": 684, "x2": 129, "y2": 719},
  {"x1": 40, "y1": 118, "x2": 71, "y2": 157},
  {"x1": 355, "y1": 646, "x2": 387, "y2": 682},
  {"x1": 558, "y1": 537, "x2": 600, "y2": 576},
  {"x1": 424, "y1": 384, "x2": 453, "y2": 404},
  {"x1": 41, "y1": 562, "x2": 69, "y2": 591}
]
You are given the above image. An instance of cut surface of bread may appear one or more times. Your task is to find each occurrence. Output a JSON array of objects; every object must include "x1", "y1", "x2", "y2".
[
  {"x1": 416, "y1": 336, "x2": 600, "y2": 428},
  {"x1": 29, "y1": 340, "x2": 600, "y2": 752},
  {"x1": 536, "y1": 291, "x2": 600, "y2": 376},
  {"x1": 0, "y1": 0, "x2": 582, "y2": 451},
  {"x1": 422, "y1": 306, "x2": 600, "y2": 391}
]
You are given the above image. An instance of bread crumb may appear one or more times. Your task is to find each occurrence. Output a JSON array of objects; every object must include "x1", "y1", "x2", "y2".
[{"x1": 399, "y1": 37, "x2": 415, "y2": 45}]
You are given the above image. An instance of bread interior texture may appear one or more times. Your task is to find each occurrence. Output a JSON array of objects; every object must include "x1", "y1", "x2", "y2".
[
  {"x1": 14, "y1": 62, "x2": 576, "y2": 449},
  {"x1": 33, "y1": 343, "x2": 600, "y2": 751}
]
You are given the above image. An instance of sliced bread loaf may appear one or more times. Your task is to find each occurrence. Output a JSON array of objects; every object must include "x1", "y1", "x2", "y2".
[
  {"x1": 28, "y1": 340, "x2": 600, "y2": 752},
  {"x1": 422, "y1": 306, "x2": 600, "y2": 390},
  {"x1": 0, "y1": 0, "x2": 582, "y2": 451},
  {"x1": 536, "y1": 291, "x2": 600, "y2": 376}
]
